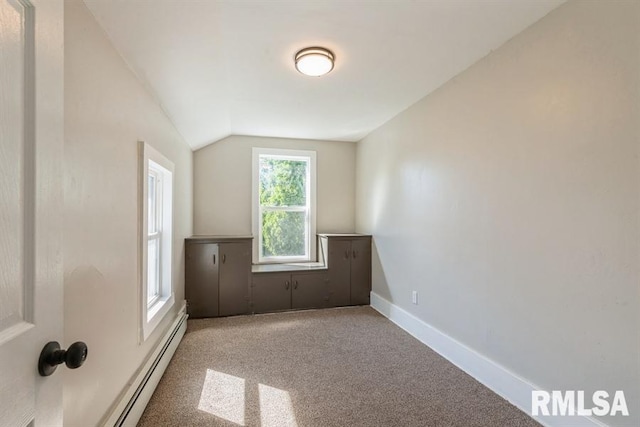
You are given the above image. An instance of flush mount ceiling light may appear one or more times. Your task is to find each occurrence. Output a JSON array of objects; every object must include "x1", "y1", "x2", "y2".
[{"x1": 294, "y1": 47, "x2": 335, "y2": 77}]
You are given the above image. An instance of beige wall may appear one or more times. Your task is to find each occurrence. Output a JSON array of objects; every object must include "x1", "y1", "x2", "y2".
[
  {"x1": 356, "y1": 1, "x2": 639, "y2": 426},
  {"x1": 194, "y1": 135, "x2": 356, "y2": 238},
  {"x1": 63, "y1": 1, "x2": 193, "y2": 425}
]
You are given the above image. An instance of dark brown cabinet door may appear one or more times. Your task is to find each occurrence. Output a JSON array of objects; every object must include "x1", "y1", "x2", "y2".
[
  {"x1": 292, "y1": 273, "x2": 329, "y2": 310},
  {"x1": 327, "y1": 239, "x2": 351, "y2": 307},
  {"x1": 185, "y1": 243, "x2": 219, "y2": 318},
  {"x1": 252, "y1": 273, "x2": 291, "y2": 313},
  {"x1": 219, "y1": 242, "x2": 251, "y2": 316},
  {"x1": 350, "y1": 238, "x2": 372, "y2": 305}
]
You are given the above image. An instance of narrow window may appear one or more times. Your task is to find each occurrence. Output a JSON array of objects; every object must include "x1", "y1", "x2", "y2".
[
  {"x1": 252, "y1": 148, "x2": 316, "y2": 263},
  {"x1": 147, "y1": 166, "x2": 162, "y2": 307},
  {"x1": 140, "y1": 142, "x2": 174, "y2": 341}
]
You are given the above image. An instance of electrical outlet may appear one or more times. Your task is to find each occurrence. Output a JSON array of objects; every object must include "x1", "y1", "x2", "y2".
[{"x1": 412, "y1": 291, "x2": 418, "y2": 305}]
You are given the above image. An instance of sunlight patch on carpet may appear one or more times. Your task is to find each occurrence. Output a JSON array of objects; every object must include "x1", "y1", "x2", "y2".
[
  {"x1": 259, "y1": 383, "x2": 298, "y2": 427},
  {"x1": 198, "y1": 369, "x2": 245, "y2": 426}
]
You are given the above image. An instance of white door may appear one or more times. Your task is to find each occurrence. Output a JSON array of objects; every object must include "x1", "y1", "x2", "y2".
[{"x1": 0, "y1": 0, "x2": 64, "y2": 425}]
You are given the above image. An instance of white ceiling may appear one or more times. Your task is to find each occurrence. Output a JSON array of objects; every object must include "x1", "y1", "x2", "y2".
[{"x1": 84, "y1": 0, "x2": 564, "y2": 150}]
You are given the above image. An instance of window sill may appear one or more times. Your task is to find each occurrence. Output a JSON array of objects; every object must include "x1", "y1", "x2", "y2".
[
  {"x1": 142, "y1": 293, "x2": 175, "y2": 342},
  {"x1": 257, "y1": 256, "x2": 312, "y2": 264},
  {"x1": 252, "y1": 262, "x2": 327, "y2": 274}
]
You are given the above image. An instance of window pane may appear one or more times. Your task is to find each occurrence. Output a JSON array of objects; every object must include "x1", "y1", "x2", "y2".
[
  {"x1": 259, "y1": 157, "x2": 307, "y2": 207},
  {"x1": 148, "y1": 173, "x2": 156, "y2": 234},
  {"x1": 147, "y1": 238, "x2": 160, "y2": 303},
  {"x1": 261, "y1": 210, "x2": 306, "y2": 258}
]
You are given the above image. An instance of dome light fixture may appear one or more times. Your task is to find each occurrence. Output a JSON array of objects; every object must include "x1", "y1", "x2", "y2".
[{"x1": 294, "y1": 47, "x2": 335, "y2": 77}]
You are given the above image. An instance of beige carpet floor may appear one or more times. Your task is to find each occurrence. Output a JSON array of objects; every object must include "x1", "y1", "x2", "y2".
[{"x1": 138, "y1": 306, "x2": 539, "y2": 427}]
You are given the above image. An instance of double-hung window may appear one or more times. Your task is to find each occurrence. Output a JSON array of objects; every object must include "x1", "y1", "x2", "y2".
[
  {"x1": 140, "y1": 142, "x2": 174, "y2": 341},
  {"x1": 252, "y1": 148, "x2": 316, "y2": 263},
  {"x1": 147, "y1": 167, "x2": 162, "y2": 307}
]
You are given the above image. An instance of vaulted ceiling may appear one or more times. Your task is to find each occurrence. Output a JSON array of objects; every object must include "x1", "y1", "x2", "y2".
[{"x1": 83, "y1": 0, "x2": 564, "y2": 150}]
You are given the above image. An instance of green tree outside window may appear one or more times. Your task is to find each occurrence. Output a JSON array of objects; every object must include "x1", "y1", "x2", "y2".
[{"x1": 259, "y1": 157, "x2": 309, "y2": 258}]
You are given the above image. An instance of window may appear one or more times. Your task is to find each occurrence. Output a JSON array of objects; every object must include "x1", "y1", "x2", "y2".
[
  {"x1": 252, "y1": 148, "x2": 316, "y2": 263},
  {"x1": 140, "y1": 142, "x2": 174, "y2": 341}
]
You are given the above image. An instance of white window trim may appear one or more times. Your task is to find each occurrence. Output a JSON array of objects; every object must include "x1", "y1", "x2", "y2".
[
  {"x1": 252, "y1": 147, "x2": 317, "y2": 264},
  {"x1": 139, "y1": 141, "x2": 175, "y2": 342},
  {"x1": 147, "y1": 167, "x2": 162, "y2": 307}
]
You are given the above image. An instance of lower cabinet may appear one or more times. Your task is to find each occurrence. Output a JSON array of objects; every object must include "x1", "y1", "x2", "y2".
[
  {"x1": 292, "y1": 273, "x2": 329, "y2": 310},
  {"x1": 319, "y1": 234, "x2": 372, "y2": 307},
  {"x1": 185, "y1": 242, "x2": 219, "y2": 318},
  {"x1": 251, "y1": 271, "x2": 329, "y2": 314},
  {"x1": 185, "y1": 237, "x2": 252, "y2": 318},
  {"x1": 250, "y1": 273, "x2": 290, "y2": 313},
  {"x1": 185, "y1": 234, "x2": 371, "y2": 318},
  {"x1": 218, "y1": 242, "x2": 251, "y2": 316}
]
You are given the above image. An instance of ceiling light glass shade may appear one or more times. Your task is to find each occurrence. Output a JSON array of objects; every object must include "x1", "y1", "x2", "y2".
[{"x1": 295, "y1": 47, "x2": 335, "y2": 77}]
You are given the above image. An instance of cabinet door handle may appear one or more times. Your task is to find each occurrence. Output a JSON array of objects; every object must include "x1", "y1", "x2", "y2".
[
  {"x1": 213, "y1": 254, "x2": 216, "y2": 265},
  {"x1": 285, "y1": 280, "x2": 290, "y2": 290},
  {"x1": 293, "y1": 280, "x2": 298, "y2": 290},
  {"x1": 345, "y1": 250, "x2": 349, "y2": 259},
  {"x1": 353, "y1": 250, "x2": 357, "y2": 259},
  {"x1": 222, "y1": 254, "x2": 226, "y2": 264}
]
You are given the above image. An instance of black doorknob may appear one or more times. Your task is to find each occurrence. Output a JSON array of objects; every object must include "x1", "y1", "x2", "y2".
[{"x1": 38, "y1": 341, "x2": 88, "y2": 377}]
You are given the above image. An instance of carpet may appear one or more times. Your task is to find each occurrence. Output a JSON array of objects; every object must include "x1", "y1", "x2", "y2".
[{"x1": 138, "y1": 306, "x2": 539, "y2": 427}]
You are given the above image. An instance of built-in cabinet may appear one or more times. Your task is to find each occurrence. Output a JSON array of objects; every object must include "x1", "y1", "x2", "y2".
[
  {"x1": 251, "y1": 272, "x2": 329, "y2": 314},
  {"x1": 319, "y1": 234, "x2": 372, "y2": 306},
  {"x1": 218, "y1": 241, "x2": 252, "y2": 316},
  {"x1": 185, "y1": 242, "x2": 219, "y2": 318},
  {"x1": 185, "y1": 234, "x2": 371, "y2": 318},
  {"x1": 185, "y1": 237, "x2": 252, "y2": 318}
]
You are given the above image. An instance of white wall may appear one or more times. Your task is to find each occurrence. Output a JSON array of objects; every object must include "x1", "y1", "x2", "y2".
[
  {"x1": 356, "y1": 1, "x2": 639, "y2": 426},
  {"x1": 63, "y1": 1, "x2": 193, "y2": 425},
  {"x1": 194, "y1": 135, "x2": 356, "y2": 237}
]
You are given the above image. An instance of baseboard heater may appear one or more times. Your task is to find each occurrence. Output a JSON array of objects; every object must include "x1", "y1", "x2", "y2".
[{"x1": 102, "y1": 305, "x2": 188, "y2": 427}]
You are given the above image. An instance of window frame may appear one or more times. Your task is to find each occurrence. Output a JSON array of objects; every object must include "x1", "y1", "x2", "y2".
[
  {"x1": 147, "y1": 167, "x2": 162, "y2": 307},
  {"x1": 252, "y1": 147, "x2": 317, "y2": 264},
  {"x1": 140, "y1": 141, "x2": 175, "y2": 342}
]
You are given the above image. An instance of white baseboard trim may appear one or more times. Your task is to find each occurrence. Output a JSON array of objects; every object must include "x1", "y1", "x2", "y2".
[
  {"x1": 370, "y1": 292, "x2": 608, "y2": 427},
  {"x1": 101, "y1": 302, "x2": 188, "y2": 427}
]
